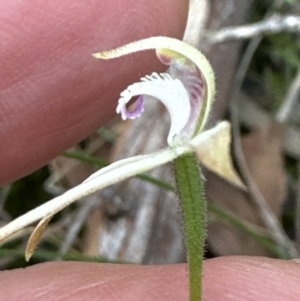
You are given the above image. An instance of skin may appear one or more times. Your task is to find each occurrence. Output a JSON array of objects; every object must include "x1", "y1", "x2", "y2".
[{"x1": 0, "y1": 1, "x2": 299, "y2": 300}]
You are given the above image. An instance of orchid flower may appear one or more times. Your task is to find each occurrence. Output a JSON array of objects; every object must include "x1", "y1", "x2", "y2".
[
  {"x1": 94, "y1": 37, "x2": 216, "y2": 146},
  {"x1": 0, "y1": 37, "x2": 222, "y2": 270}
]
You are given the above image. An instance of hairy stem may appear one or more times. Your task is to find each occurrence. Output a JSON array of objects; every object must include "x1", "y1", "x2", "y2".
[{"x1": 174, "y1": 153, "x2": 206, "y2": 301}]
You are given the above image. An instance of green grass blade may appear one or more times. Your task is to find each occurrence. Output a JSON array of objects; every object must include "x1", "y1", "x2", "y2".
[{"x1": 63, "y1": 151, "x2": 174, "y2": 191}]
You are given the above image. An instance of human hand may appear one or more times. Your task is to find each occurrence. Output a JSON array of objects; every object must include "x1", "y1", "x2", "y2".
[{"x1": 1, "y1": 1, "x2": 299, "y2": 300}]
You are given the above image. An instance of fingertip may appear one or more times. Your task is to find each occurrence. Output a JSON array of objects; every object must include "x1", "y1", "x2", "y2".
[
  {"x1": 1, "y1": 257, "x2": 300, "y2": 301},
  {"x1": 0, "y1": 0, "x2": 189, "y2": 184}
]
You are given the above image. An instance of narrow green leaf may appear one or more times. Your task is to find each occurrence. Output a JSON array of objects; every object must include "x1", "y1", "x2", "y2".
[
  {"x1": 63, "y1": 150, "x2": 174, "y2": 191},
  {"x1": 0, "y1": 248, "x2": 127, "y2": 264},
  {"x1": 208, "y1": 203, "x2": 288, "y2": 259},
  {"x1": 63, "y1": 150, "x2": 108, "y2": 167}
]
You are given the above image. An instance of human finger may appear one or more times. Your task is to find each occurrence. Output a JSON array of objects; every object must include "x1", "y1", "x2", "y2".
[
  {"x1": 0, "y1": 256, "x2": 299, "y2": 301},
  {"x1": 0, "y1": 0, "x2": 188, "y2": 185}
]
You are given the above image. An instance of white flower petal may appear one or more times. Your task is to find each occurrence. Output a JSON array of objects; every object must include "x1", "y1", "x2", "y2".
[{"x1": 117, "y1": 72, "x2": 191, "y2": 146}]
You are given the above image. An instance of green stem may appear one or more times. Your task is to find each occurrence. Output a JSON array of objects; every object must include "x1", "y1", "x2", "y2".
[{"x1": 174, "y1": 153, "x2": 206, "y2": 301}]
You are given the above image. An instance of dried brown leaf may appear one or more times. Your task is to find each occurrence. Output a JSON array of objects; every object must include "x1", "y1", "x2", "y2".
[{"x1": 207, "y1": 123, "x2": 287, "y2": 256}]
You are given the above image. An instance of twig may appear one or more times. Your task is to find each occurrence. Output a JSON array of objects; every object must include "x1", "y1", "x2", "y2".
[
  {"x1": 207, "y1": 14, "x2": 300, "y2": 43},
  {"x1": 276, "y1": 70, "x2": 300, "y2": 123},
  {"x1": 230, "y1": 36, "x2": 299, "y2": 257}
]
